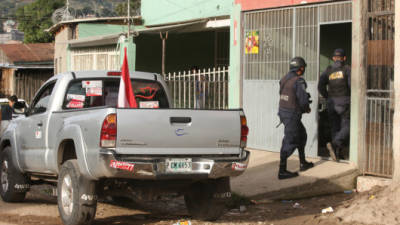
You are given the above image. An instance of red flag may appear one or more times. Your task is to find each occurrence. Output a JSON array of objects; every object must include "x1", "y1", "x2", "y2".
[{"x1": 118, "y1": 48, "x2": 137, "y2": 108}]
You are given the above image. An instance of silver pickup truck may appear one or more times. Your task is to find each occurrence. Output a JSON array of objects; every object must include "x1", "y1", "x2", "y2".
[{"x1": 0, "y1": 71, "x2": 249, "y2": 225}]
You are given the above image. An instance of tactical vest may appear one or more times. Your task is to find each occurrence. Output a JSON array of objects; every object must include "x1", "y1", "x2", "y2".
[
  {"x1": 327, "y1": 65, "x2": 350, "y2": 97},
  {"x1": 279, "y1": 75, "x2": 300, "y2": 110}
]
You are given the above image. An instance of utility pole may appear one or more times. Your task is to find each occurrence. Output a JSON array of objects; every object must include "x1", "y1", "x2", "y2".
[
  {"x1": 127, "y1": 0, "x2": 130, "y2": 39},
  {"x1": 160, "y1": 32, "x2": 168, "y2": 75}
]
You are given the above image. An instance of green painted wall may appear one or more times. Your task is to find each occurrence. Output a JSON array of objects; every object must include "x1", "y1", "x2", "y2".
[
  {"x1": 120, "y1": 36, "x2": 136, "y2": 71},
  {"x1": 135, "y1": 32, "x2": 217, "y2": 74},
  {"x1": 228, "y1": 3, "x2": 241, "y2": 109},
  {"x1": 142, "y1": 0, "x2": 233, "y2": 26},
  {"x1": 78, "y1": 23, "x2": 127, "y2": 39}
]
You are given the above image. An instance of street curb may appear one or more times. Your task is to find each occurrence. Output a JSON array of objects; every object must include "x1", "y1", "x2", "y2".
[{"x1": 248, "y1": 168, "x2": 360, "y2": 200}]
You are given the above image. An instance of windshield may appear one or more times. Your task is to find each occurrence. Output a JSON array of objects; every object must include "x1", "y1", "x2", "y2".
[{"x1": 63, "y1": 78, "x2": 169, "y2": 109}]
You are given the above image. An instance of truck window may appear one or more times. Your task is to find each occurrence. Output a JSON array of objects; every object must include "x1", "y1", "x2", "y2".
[
  {"x1": 30, "y1": 82, "x2": 56, "y2": 115},
  {"x1": 63, "y1": 78, "x2": 169, "y2": 109}
]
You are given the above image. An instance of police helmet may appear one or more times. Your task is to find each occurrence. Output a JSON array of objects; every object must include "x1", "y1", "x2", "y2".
[
  {"x1": 333, "y1": 48, "x2": 345, "y2": 57},
  {"x1": 289, "y1": 57, "x2": 307, "y2": 70}
]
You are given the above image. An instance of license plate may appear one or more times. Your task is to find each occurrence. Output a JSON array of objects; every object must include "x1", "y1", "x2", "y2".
[{"x1": 166, "y1": 158, "x2": 192, "y2": 172}]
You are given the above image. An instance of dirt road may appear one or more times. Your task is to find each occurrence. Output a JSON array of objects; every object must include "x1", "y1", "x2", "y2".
[{"x1": 0, "y1": 185, "x2": 367, "y2": 225}]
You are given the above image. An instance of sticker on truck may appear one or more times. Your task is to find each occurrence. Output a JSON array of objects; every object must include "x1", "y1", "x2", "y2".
[
  {"x1": 232, "y1": 162, "x2": 247, "y2": 171},
  {"x1": 109, "y1": 160, "x2": 135, "y2": 172},
  {"x1": 86, "y1": 87, "x2": 102, "y2": 96},
  {"x1": 139, "y1": 101, "x2": 159, "y2": 108},
  {"x1": 82, "y1": 80, "x2": 102, "y2": 88},
  {"x1": 66, "y1": 100, "x2": 84, "y2": 108}
]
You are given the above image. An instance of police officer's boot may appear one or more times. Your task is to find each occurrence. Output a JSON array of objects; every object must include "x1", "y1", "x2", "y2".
[
  {"x1": 278, "y1": 161, "x2": 299, "y2": 180},
  {"x1": 298, "y1": 149, "x2": 314, "y2": 171}
]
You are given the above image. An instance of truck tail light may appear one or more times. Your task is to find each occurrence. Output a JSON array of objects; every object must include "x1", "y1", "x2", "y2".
[
  {"x1": 107, "y1": 71, "x2": 121, "y2": 76},
  {"x1": 100, "y1": 114, "x2": 117, "y2": 148},
  {"x1": 240, "y1": 115, "x2": 249, "y2": 148}
]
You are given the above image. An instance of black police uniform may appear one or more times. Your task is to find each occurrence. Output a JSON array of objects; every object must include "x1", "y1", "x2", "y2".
[
  {"x1": 278, "y1": 59, "x2": 313, "y2": 179},
  {"x1": 318, "y1": 49, "x2": 351, "y2": 159},
  {"x1": 1, "y1": 105, "x2": 13, "y2": 121}
]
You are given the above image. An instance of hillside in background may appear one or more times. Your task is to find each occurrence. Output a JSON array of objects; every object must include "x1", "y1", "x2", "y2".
[
  {"x1": 0, "y1": 0, "x2": 34, "y2": 17},
  {"x1": 0, "y1": 0, "x2": 137, "y2": 19}
]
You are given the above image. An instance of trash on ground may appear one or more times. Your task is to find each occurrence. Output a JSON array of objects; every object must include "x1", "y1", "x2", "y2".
[
  {"x1": 292, "y1": 202, "x2": 301, "y2": 208},
  {"x1": 344, "y1": 190, "x2": 353, "y2": 194},
  {"x1": 369, "y1": 195, "x2": 375, "y2": 200},
  {"x1": 173, "y1": 221, "x2": 191, "y2": 225},
  {"x1": 321, "y1": 206, "x2": 334, "y2": 213},
  {"x1": 240, "y1": 205, "x2": 247, "y2": 212}
]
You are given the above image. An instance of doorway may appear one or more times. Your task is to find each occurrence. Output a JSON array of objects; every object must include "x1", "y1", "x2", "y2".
[{"x1": 318, "y1": 22, "x2": 352, "y2": 158}]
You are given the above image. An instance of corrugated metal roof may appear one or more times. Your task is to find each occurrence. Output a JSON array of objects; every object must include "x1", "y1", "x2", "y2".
[
  {"x1": 47, "y1": 16, "x2": 142, "y2": 34},
  {"x1": 0, "y1": 43, "x2": 54, "y2": 64}
]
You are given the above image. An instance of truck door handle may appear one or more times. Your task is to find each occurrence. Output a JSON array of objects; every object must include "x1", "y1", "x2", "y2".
[
  {"x1": 170, "y1": 117, "x2": 191, "y2": 124},
  {"x1": 37, "y1": 122, "x2": 43, "y2": 127}
]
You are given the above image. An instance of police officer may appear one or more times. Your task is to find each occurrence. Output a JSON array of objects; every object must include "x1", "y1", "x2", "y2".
[
  {"x1": 318, "y1": 48, "x2": 351, "y2": 161},
  {"x1": 0, "y1": 95, "x2": 17, "y2": 136},
  {"x1": 278, "y1": 57, "x2": 314, "y2": 180}
]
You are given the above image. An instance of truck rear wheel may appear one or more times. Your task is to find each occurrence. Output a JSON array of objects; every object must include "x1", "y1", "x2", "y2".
[
  {"x1": 57, "y1": 160, "x2": 97, "y2": 225},
  {"x1": 0, "y1": 146, "x2": 29, "y2": 202},
  {"x1": 184, "y1": 177, "x2": 230, "y2": 221}
]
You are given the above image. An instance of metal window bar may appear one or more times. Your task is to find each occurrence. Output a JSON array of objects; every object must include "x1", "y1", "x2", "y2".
[{"x1": 164, "y1": 67, "x2": 229, "y2": 109}]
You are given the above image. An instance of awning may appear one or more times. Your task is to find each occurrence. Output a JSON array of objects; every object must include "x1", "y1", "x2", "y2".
[
  {"x1": 136, "y1": 18, "x2": 230, "y2": 34},
  {"x1": 68, "y1": 33, "x2": 122, "y2": 48},
  {"x1": 67, "y1": 17, "x2": 230, "y2": 48}
]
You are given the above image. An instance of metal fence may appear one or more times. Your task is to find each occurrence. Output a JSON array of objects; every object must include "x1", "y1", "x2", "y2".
[
  {"x1": 363, "y1": 0, "x2": 394, "y2": 177},
  {"x1": 164, "y1": 67, "x2": 229, "y2": 109}
]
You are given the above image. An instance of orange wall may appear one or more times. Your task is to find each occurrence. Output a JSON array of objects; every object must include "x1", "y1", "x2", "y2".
[{"x1": 235, "y1": 0, "x2": 330, "y2": 11}]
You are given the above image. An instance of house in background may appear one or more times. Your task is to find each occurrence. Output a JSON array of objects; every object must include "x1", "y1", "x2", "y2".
[
  {"x1": 49, "y1": 1, "x2": 232, "y2": 109},
  {"x1": 48, "y1": 17, "x2": 141, "y2": 75},
  {"x1": 0, "y1": 20, "x2": 24, "y2": 44},
  {"x1": 0, "y1": 30, "x2": 24, "y2": 44},
  {"x1": 0, "y1": 43, "x2": 54, "y2": 103}
]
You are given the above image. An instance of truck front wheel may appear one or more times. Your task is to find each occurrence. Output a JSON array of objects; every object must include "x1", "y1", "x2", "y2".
[
  {"x1": 184, "y1": 177, "x2": 231, "y2": 221},
  {"x1": 57, "y1": 160, "x2": 97, "y2": 225},
  {"x1": 0, "y1": 146, "x2": 29, "y2": 202}
]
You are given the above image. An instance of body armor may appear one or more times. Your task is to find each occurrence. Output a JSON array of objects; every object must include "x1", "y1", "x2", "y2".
[
  {"x1": 279, "y1": 75, "x2": 300, "y2": 111},
  {"x1": 327, "y1": 65, "x2": 350, "y2": 97}
]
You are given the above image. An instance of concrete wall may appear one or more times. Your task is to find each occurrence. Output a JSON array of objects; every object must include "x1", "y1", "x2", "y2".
[
  {"x1": 54, "y1": 26, "x2": 71, "y2": 74},
  {"x1": 350, "y1": 0, "x2": 367, "y2": 164},
  {"x1": 141, "y1": 0, "x2": 233, "y2": 26},
  {"x1": 229, "y1": 3, "x2": 241, "y2": 108}
]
